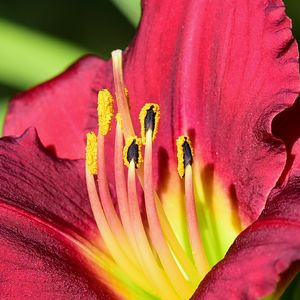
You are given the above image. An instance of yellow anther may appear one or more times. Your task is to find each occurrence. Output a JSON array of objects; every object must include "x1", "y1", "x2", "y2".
[
  {"x1": 86, "y1": 132, "x2": 98, "y2": 175},
  {"x1": 139, "y1": 103, "x2": 160, "y2": 144},
  {"x1": 98, "y1": 89, "x2": 114, "y2": 136},
  {"x1": 123, "y1": 136, "x2": 143, "y2": 168},
  {"x1": 116, "y1": 113, "x2": 123, "y2": 130},
  {"x1": 176, "y1": 135, "x2": 194, "y2": 178}
]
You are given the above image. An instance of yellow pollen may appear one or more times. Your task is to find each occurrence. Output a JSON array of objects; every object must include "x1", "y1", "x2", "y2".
[
  {"x1": 98, "y1": 89, "x2": 114, "y2": 136},
  {"x1": 115, "y1": 113, "x2": 123, "y2": 130},
  {"x1": 86, "y1": 132, "x2": 98, "y2": 175},
  {"x1": 176, "y1": 135, "x2": 194, "y2": 178},
  {"x1": 139, "y1": 103, "x2": 160, "y2": 144},
  {"x1": 123, "y1": 136, "x2": 143, "y2": 168}
]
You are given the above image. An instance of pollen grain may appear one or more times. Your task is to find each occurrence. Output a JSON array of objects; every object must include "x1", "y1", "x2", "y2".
[
  {"x1": 123, "y1": 136, "x2": 143, "y2": 168},
  {"x1": 176, "y1": 135, "x2": 194, "y2": 178},
  {"x1": 86, "y1": 132, "x2": 98, "y2": 175},
  {"x1": 139, "y1": 103, "x2": 160, "y2": 144},
  {"x1": 98, "y1": 89, "x2": 114, "y2": 136}
]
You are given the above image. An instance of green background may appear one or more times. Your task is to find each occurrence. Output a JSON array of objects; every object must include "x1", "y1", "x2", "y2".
[{"x1": 0, "y1": 0, "x2": 299, "y2": 298}]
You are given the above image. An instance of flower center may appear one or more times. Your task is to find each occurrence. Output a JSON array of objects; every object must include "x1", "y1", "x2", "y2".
[{"x1": 84, "y1": 50, "x2": 241, "y2": 300}]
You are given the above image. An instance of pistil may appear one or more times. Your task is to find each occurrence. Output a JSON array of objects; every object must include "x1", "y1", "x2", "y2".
[
  {"x1": 112, "y1": 49, "x2": 135, "y2": 137},
  {"x1": 114, "y1": 114, "x2": 134, "y2": 248}
]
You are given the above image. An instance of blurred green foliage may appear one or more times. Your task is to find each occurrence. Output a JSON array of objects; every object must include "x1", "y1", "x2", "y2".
[
  {"x1": 0, "y1": 0, "x2": 299, "y2": 298},
  {"x1": 0, "y1": 0, "x2": 137, "y2": 133}
]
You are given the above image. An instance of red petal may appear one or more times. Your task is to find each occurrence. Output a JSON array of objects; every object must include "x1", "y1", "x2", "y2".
[
  {"x1": 4, "y1": 1, "x2": 300, "y2": 225},
  {"x1": 0, "y1": 131, "x2": 119, "y2": 299},
  {"x1": 191, "y1": 173, "x2": 300, "y2": 300},
  {"x1": 122, "y1": 0, "x2": 300, "y2": 224},
  {"x1": 4, "y1": 55, "x2": 112, "y2": 159},
  {"x1": 0, "y1": 204, "x2": 117, "y2": 299},
  {"x1": 0, "y1": 128, "x2": 98, "y2": 242}
]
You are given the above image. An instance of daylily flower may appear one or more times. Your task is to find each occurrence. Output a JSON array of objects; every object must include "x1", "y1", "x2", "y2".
[{"x1": 1, "y1": 0, "x2": 300, "y2": 299}]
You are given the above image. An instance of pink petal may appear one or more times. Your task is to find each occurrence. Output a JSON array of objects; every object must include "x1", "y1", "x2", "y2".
[{"x1": 191, "y1": 172, "x2": 300, "y2": 300}]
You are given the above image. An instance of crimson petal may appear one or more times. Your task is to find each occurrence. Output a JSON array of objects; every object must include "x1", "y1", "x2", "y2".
[
  {"x1": 4, "y1": 0, "x2": 300, "y2": 225},
  {"x1": 123, "y1": 0, "x2": 300, "y2": 225},
  {"x1": 0, "y1": 128, "x2": 98, "y2": 242},
  {"x1": 0, "y1": 130, "x2": 118, "y2": 299},
  {"x1": 192, "y1": 172, "x2": 300, "y2": 300},
  {"x1": 0, "y1": 204, "x2": 116, "y2": 300},
  {"x1": 4, "y1": 55, "x2": 112, "y2": 159}
]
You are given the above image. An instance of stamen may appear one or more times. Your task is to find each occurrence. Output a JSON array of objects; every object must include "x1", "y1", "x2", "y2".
[
  {"x1": 97, "y1": 132, "x2": 139, "y2": 268},
  {"x1": 98, "y1": 89, "x2": 114, "y2": 136},
  {"x1": 96, "y1": 97, "x2": 140, "y2": 268},
  {"x1": 144, "y1": 129, "x2": 194, "y2": 298},
  {"x1": 123, "y1": 136, "x2": 143, "y2": 168},
  {"x1": 139, "y1": 103, "x2": 160, "y2": 144},
  {"x1": 176, "y1": 136, "x2": 193, "y2": 178},
  {"x1": 177, "y1": 136, "x2": 209, "y2": 278},
  {"x1": 86, "y1": 132, "x2": 98, "y2": 175},
  {"x1": 85, "y1": 163, "x2": 153, "y2": 294},
  {"x1": 127, "y1": 159, "x2": 180, "y2": 300},
  {"x1": 114, "y1": 117, "x2": 141, "y2": 262},
  {"x1": 110, "y1": 51, "x2": 204, "y2": 297}
]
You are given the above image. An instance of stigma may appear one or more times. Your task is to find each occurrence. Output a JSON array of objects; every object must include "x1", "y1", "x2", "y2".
[{"x1": 84, "y1": 49, "x2": 209, "y2": 300}]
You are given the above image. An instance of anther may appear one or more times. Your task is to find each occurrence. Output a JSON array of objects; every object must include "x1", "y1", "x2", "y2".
[
  {"x1": 86, "y1": 132, "x2": 98, "y2": 175},
  {"x1": 98, "y1": 89, "x2": 114, "y2": 136},
  {"x1": 176, "y1": 136, "x2": 194, "y2": 178},
  {"x1": 139, "y1": 103, "x2": 160, "y2": 144},
  {"x1": 123, "y1": 136, "x2": 143, "y2": 168}
]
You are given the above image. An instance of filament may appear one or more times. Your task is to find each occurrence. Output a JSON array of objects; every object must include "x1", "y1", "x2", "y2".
[
  {"x1": 185, "y1": 164, "x2": 209, "y2": 279},
  {"x1": 85, "y1": 166, "x2": 153, "y2": 293},
  {"x1": 144, "y1": 130, "x2": 194, "y2": 298},
  {"x1": 97, "y1": 133, "x2": 138, "y2": 267},
  {"x1": 127, "y1": 160, "x2": 180, "y2": 300}
]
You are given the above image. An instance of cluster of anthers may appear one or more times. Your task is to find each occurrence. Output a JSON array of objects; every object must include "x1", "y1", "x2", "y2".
[{"x1": 85, "y1": 50, "x2": 209, "y2": 300}]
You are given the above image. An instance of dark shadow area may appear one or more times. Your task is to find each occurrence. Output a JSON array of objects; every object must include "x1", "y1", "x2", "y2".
[
  {"x1": 272, "y1": 98, "x2": 300, "y2": 150},
  {"x1": 157, "y1": 146, "x2": 171, "y2": 195},
  {"x1": 285, "y1": 0, "x2": 300, "y2": 44},
  {"x1": 278, "y1": 261, "x2": 300, "y2": 300},
  {"x1": 229, "y1": 184, "x2": 243, "y2": 231},
  {"x1": 0, "y1": 84, "x2": 18, "y2": 98},
  {"x1": 272, "y1": 97, "x2": 300, "y2": 185},
  {"x1": 0, "y1": 0, "x2": 135, "y2": 59}
]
